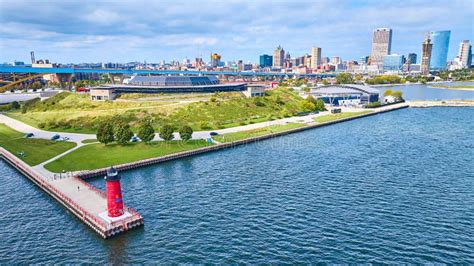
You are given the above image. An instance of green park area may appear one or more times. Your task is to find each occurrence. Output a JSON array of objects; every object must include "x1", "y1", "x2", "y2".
[
  {"x1": 313, "y1": 111, "x2": 373, "y2": 123},
  {"x1": 0, "y1": 124, "x2": 76, "y2": 166},
  {"x1": 212, "y1": 123, "x2": 305, "y2": 143},
  {"x1": 44, "y1": 140, "x2": 212, "y2": 172},
  {"x1": 4, "y1": 89, "x2": 324, "y2": 134}
]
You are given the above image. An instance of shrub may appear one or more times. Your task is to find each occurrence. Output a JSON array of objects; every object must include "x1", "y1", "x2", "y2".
[{"x1": 11, "y1": 101, "x2": 20, "y2": 109}]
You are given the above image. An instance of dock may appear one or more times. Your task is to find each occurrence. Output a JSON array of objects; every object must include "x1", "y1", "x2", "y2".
[{"x1": 0, "y1": 147, "x2": 143, "y2": 239}]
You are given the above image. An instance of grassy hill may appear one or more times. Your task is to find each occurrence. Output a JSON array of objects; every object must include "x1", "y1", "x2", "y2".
[{"x1": 6, "y1": 89, "x2": 319, "y2": 133}]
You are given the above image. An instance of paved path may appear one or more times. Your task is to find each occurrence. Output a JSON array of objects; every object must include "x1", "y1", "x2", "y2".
[{"x1": 0, "y1": 114, "x2": 96, "y2": 143}]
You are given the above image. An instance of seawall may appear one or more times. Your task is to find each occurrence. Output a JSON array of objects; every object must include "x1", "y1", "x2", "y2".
[{"x1": 77, "y1": 103, "x2": 409, "y2": 179}]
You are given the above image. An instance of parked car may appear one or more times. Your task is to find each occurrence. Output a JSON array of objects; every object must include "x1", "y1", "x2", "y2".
[
  {"x1": 63, "y1": 136, "x2": 70, "y2": 141},
  {"x1": 210, "y1": 132, "x2": 219, "y2": 136},
  {"x1": 51, "y1": 134, "x2": 60, "y2": 141},
  {"x1": 331, "y1": 108, "x2": 342, "y2": 114},
  {"x1": 25, "y1": 133, "x2": 34, "y2": 138},
  {"x1": 130, "y1": 136, "x2": 140, "y2": 142}
]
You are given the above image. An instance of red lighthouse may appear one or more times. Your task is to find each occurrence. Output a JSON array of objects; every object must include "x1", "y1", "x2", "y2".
[{"x1": 105, "y1": 167, "x2": 124, "y2": 217}]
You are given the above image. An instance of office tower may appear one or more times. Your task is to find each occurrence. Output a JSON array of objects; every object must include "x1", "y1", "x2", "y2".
[
  {"x1": 407, "y1": 53, "x2": 417, "y2": 64},
  {"x1": 321, "y1": 57, "x2": 330, "y2": 64},
  {"x1": 370, "y1": 28, "x2": 393, "y2": 67},
  {"x1": 273, "y1": 45, "x2": 285, "y2": 67},
  {"x1": 421, "y1": 36, "x2": 433, "y2": 75},
  {"x1": 259, "y1": 54, "x2": 273, "y2": 68},
  {"x1": 359, "y1": 56, "x2": 369, "y2": 65},
  {"x1": 383, "y1": 54, "x2": 405, "y2": 71},
  {"x1": 458, "y1": 40, "x2": 472, "y2": 68},
  {"x1": 429, "y1": 30, "x2": 450, "y2": 70},
  {"x1": 331, "y1": 56, "x2": 342, "y2": 65},
  {"x1": 210, "y1": 53, "x2": 221, "y2": 67},
  {"x1": 311, "y1": 47, "x2": 322, "y2": 69}
]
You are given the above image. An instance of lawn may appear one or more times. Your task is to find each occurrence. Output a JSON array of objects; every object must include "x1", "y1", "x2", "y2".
[
  {"x1": 212, "y1": 123, "x2": 305, "y2": 143},
  {"x1": 313, "y1": 111, "x2": 373, "y2": 123},
  {"x1": 0, "y1": 123, "x2": 76, "y2": 166},
  {"x1": 44, "y1": 139, "x2": 213, "y2": 172}
]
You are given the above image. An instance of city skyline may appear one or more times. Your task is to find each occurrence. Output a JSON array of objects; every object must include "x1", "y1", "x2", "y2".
[{"x1": 0, "y1": 0, "x2": 473, "y2": 64}]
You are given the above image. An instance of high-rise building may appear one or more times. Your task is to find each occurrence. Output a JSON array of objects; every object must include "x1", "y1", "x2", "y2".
[
  {"x1": 331, "y1": 56, "x2": 342, "y2": 65},
  {"x1": 407, "y1": 53, "x2": 417, "y2": 64},
  {"x1": 321, "y1": 57, "x2": 330, "y2": 64},
  {"x1": 421, "y1": 36, "x2": 433, "y2": 75},
  {"x1": 359, "y1": 56, "x2": 369, "y2": 65},
  {"x1": 429, "y1": 30, "x2": 451, "y2": 70},
  {"x1": 311, "y1": 47, "x2": 322, "y2": 69},
  {"x1": 259, "y1": 54, "x2": 273, "y2": 68},
  {"x1": 210, "y1": 53, "x2": 222, "y2": 67},
  {"x1": 370, "y1": 28, "x2": 393, "y2": 67},
  {"x1": 458, "y1": 40, "x2": 472, "y2": 68},
  {"x1": 383, "y1": 54, "x2": 405, "y2": 71},
  {"x1": 273, "y1": 45, "x2": 285, "y2": 67}
]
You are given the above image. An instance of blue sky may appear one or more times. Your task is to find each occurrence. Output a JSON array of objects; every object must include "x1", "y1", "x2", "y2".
[{"x1": 0, "y1": 0, "x2": 472, "y2": 64}]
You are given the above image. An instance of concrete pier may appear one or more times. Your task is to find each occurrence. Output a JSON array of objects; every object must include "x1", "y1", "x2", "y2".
[
  {"x1": 0, "y1": 147, "x2": 143, "y2": 239},
  {"x1": 408, "y1": 100, "x2": 474, "y2": 108}
]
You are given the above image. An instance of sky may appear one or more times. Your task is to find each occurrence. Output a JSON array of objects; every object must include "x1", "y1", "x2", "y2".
[{"x1": 0, "y1": 0, "x2": 472, "y2": 64}]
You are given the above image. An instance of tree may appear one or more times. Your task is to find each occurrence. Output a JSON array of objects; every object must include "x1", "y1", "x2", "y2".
[
  {"x1": 96, "y1": 120, "x2": 115, "y2": 144},
  {"x1": 137, "y1": 119, "x2": 155, "y2": 143},
  {"x1": 114, "y1": 121, "x2": 133, "y2": 144},
  {"x1": 392, "y1": 90, "x2": 403, "y2": 100},
  {"x1": 10, "y1": 101, "x2": 20, "y2": 110},
  {"x1": 322, "y1": 79, "x2": 329, "y2": 85},
  {"x1": 336, "y1": 73, "x2": 353, "y2": 84},
  {"x1": 314, "y1": 99, "x2": 326, "y2": 111},
  {"x1": 179, "y1": 125, "x2": 193, "y2": 141},
  {"x1": 159, "y1": 124, "x2": 175, "y2": 141},
  {"x1": 384, "y1": 89, "x2": 394, "y2": 97},
  {"x1": 301, "y1": 100, "x2": 316, "y2": 112}
]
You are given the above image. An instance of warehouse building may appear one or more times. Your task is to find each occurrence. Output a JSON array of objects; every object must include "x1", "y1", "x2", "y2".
[{"x1": 309, "y1": 84, "x2": 380, "y2": 106}]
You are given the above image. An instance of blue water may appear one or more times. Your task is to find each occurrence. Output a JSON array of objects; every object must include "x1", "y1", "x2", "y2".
[
  {"x1": 378, "y1": 82, "x2": 474, "y2": 100},
  {"x1": 1, "y1": 107, "x2": 473, "y2": 263}
]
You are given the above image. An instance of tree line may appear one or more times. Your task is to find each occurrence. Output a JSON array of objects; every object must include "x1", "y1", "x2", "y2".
[{"x1": 96, "y1": 116, "x2": 193, "y2": 145}]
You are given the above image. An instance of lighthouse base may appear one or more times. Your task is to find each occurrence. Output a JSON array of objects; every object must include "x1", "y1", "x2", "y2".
[{"x1": 99, "y1": 211, "x2": 133, "y2": 223}]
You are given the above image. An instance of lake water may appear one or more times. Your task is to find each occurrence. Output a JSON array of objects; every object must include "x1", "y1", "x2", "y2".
[
  {"x1": 1, "y1": 107, "x2": 473, "y2": 263},
  {"x1": 377, "y1": 82, "x2": 474, "y2": 100}
]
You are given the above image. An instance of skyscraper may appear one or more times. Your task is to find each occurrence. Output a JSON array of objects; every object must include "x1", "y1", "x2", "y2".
[
  {"x1": 429, "y1": 30, "x2": 451, "y2": 71},
  {"x1": 421, "y1": 36, "x2": 433, "y2": 75},
  {"x1": 406, "y1": 53, "x2": 417, "y2": 64},
  {"x1": 383, "y1": 54, "x2": 405, "y2": 71},
  {"x1": 458, "y1": 40, "x2": 472, "y2": 68},
  {"x1": 370, "y1": 28, "x2": 393, "y2": 67},
  {"x1": 311, "y1": 47, "x2": 322, "y2": 69},
  {"x1": 259, "y1": 54, "x2": 273, "y2": 68},
  {"x1": 210, "y1": 53, "x2": 221, "y2": 67},
  {"x1": 273, "y1": 46, "x2": 285, "y2": 67}
]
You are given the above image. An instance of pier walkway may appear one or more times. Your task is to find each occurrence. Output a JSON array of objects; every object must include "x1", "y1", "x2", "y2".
[{"x1": 0, "y1": 147, "x2": 143, "y2": 238}]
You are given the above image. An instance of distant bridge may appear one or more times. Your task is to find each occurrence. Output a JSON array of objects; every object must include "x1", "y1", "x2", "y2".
[{"x1": 0, "y1": 66, "x2": 337, "y2": 78}]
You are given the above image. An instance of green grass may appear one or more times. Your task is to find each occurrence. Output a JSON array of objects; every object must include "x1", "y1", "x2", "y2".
[
  {"x1": 44, "y1": 140, "x2": 213, "y2": 172},
  {"x1": 313, "y1": 111, "x2": 373, "y2": 123},
  {"x1": 0, "y1": 123, "x2": 77, "y2": 166},
  {"x1": 212, "y1": 123, "x2": 305, "y2": 143},
  {"x1": 81, "y1": 139, "x2": 98, "y2": 144}
]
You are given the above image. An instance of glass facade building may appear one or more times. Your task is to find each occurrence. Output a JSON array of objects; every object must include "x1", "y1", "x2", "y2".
[
  {"x1": 259, "y1": 54, "x2": 273, "y2": 68},
  {"x1": 429, "y1": 31, "x2": 451, "y2": 71},
  {"x1": 383, "y1": 54, "x2": 404, "y2": 71}
]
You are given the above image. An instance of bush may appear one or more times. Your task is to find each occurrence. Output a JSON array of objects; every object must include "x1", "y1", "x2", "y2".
[
  {"x1": 159, "y1": 124, "x2": 175, "y2": 141},
  {"x1": 178, "y1": 125, "x2": 193, "y2": 141},
  {"x1": 367, "y1": 101, "x2": 381, "y2": 108},
  {"x1": 137, "y1": 119, "x2": 155, "y2": 143}
]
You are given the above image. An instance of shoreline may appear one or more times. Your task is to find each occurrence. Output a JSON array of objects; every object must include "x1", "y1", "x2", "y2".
[{"x1": 75, "y1": 103, "x2": 409, "y2": 179}]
